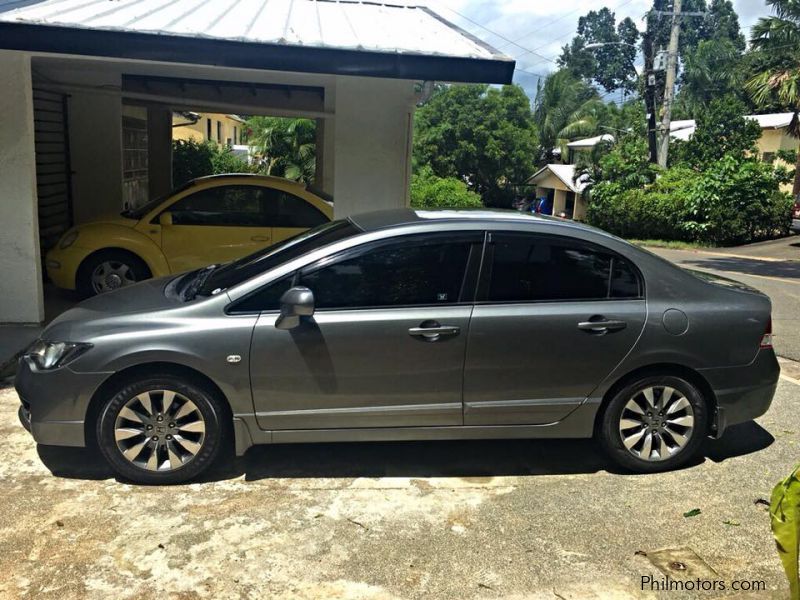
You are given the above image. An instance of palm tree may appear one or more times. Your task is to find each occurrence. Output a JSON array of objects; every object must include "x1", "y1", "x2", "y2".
[
  {"x1": 246, "y1": 117, "x2": 316, "y2": 183},
  {"x1": 746, "y1": 0, "x2": 800, "y2": 199},
  {"x1": 533, "y1": 70, "x2": 606, "y2": 163}
]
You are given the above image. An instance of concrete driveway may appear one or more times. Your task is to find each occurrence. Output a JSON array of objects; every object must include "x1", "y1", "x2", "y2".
[{"x1": 1, "y1": 375, "x2": 797, "y2": 599}]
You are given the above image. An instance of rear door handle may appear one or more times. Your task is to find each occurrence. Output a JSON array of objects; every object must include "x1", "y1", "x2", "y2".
[
  {"x1": 577, "y1": 319, "x2": 627, "y2": 333},
  {"x1": 408, "y1": 320, "x2": 460, "y2": 342}
]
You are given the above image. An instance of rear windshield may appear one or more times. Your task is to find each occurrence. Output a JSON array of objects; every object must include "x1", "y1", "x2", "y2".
[{"x1": 198, "y1": 219, "x2": 361, "y2": 295}]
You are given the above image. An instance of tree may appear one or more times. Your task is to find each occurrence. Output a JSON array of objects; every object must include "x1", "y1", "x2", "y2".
[
  {"x1": 410, "y1": 166, "x2": 483, "y2": 209},
  {"x1": 246, "y1": 117, "x2": 316, "y2": 183},
  {"x1": 675, "y1": 38, "x2": 747, "y2": 116},
  {"x1": 413, "y1": 84, "x2": 537, "y2": 206},
  {"x1": 746, "y1": 0, "x2": 800, "y2": 198},
  {"x1": 671, "y1": 96, "x2": 761, "y2": 169},
  {"x1": 171, "y1": 139, "x2": 252, "y2": 187},
  {"x1": 533, "y1": 70, "x2": 605, "y2": 163},
  {"x1": 558, "y1": 8, "x2": 640, "y2": 93}
]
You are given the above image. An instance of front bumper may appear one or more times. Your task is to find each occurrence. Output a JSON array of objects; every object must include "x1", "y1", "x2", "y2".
[
  {"x1": 700, "y1": 349, "x2": 780, "y2": 437},
  {"x1": 45, "y1": 245, "x2": 92, "y2": 290},
  {"x1": 14, "y1": 355, "x2": 110, "y2": 447}
]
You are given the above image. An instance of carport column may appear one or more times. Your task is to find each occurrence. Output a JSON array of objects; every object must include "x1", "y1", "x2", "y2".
[
  {"x1": 332, "y1": 76, "x2": 416, "y2": 217},
  {"x1": 147, "y1": 107, "x2": 173, "y2": 199},
  {"x1": 0, "y1": 51, "x2": 44, "y2": 324},
  {"x1": 314, "y1": 84, "x2": 336, "y2": 196},
  {"x1": 553, "y1": 189, "x2": 568, "y2": 217}
]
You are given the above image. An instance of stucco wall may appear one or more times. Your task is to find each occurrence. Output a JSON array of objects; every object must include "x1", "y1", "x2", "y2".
[
  {"x1": 0, "y1": 52, "x2": 43, "y2": 323},
  {"x1": 172, "y1": 113, "x2": 244, "y2": 145},
  {"x1": 332, "y1": 76, "x2": 415, "y2": 217}
]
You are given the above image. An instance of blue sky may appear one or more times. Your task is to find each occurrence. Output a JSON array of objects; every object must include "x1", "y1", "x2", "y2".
[{"x1": 424, "y1": 0, "x2": 772, "y2": 98}]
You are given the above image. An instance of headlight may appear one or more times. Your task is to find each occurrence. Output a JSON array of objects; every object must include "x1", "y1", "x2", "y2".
[
  {"x1": 59, "y1": 230, "x2": 79, "y2": 249},
  {"x1": 25, "y1": 340, "x2": 92, "y2": 370}
]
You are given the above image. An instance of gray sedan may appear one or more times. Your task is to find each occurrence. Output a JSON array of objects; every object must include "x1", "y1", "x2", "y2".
[{"x1": 16, "y1": 210, "x2": 779, "y2": 484}]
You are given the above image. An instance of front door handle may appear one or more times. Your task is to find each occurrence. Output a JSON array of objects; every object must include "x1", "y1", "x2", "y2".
[
  {"x1": 408, "y1": 320, "x2": 460, "y2": 342},
  {"x1": 251, "y1": 235, "x2": 271, "y2": 242},
  {"x1": 577, "y1": 319, "x2": 627, "y2": 334}
]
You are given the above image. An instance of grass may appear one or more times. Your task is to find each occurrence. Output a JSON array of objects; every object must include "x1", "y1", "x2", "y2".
[{"x1": 627, "y1": 239, "x2": 713, "y2": 251}]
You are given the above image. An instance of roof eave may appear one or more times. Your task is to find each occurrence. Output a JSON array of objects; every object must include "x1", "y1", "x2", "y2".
[{"x1": 0, "y1": 22, "x2": 515, "y2": 84}]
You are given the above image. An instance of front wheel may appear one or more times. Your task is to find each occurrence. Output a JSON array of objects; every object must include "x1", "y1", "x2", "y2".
[
  {"x1": 77, "y1": 250, "x2": 151, "y2": 297},
  {"x1": 598, "y1": 375, "x2": 708, "y2": 473},
  {"x1": 97, "y1": 375, "x2": 226, "y2": 484}
]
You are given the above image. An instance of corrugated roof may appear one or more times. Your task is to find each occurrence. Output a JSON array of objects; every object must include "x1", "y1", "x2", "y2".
[
  {"x1": 566, "y1": 134, "x2": 614, "y2": 149},
  {"x1": 0, "y1": 0, "x2": 510, "y2": 67},
  {"x1": 669, "y1": 113, "x2": 798, "y2": 141}
]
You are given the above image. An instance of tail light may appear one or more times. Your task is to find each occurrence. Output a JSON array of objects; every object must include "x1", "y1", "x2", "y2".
[{"x1": 760, "y1": 317, "x2": 773, "y2": 349}]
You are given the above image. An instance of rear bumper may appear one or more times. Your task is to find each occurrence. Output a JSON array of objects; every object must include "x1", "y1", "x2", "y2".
[
  {"x1": 14, "y1": 355, "x2": 109, "y2": 447},
  {"x1": 700, "y1": 349, "x2": 780, "y2": 437}
]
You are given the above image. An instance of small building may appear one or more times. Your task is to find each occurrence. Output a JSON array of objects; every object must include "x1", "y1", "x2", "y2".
[
  {"x1": 172, "y1": 112, "x2": 247, "y2": 147},
  {"x1": 526, "y1": 164, "x2": 589, "y2": 221}
]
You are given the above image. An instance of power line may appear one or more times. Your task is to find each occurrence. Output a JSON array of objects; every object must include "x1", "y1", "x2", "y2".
[{"x1": 427, "y1": 0, "x2": 557, "y2": 64}]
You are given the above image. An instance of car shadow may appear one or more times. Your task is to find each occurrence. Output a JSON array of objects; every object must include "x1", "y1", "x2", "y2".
[
  {"x1": 36, "y1": 421, "x2": 774, "y2": 484},
  {"x1": 684, "y1": 257, "x2": 800, "y2": 280}
]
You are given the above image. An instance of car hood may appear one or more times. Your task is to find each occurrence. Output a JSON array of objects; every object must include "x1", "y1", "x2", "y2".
[
  {"x1": 43, "y1": 277, "x2": 178, "y2": 341},
  {"x1": 81, "y1": 215, "x2": 139, "y2": 229}
]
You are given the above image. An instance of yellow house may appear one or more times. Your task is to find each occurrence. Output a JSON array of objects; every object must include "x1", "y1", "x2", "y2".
[
  {"x1": 527, "y1": 163, "x2": 590, "y2": 220},
  {"x1": 172, "y1": 112, "x2": 247, "y2": 146}
]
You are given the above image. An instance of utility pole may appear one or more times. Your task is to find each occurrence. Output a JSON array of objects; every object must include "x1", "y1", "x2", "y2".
[
  {"x1": 657, "y1": 0, "x2": 681, "y2": 168},
  {"x1": 642, "y1": 25, "x2": 658, "y2": 164}
]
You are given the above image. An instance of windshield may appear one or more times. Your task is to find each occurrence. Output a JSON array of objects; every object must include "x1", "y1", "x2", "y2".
[
  {"x1": 197, "y1": 219, "x2": 361, "y2": 296},
  {"x1": 121, "y1": 180, "x2": 196, "y2": 220}
]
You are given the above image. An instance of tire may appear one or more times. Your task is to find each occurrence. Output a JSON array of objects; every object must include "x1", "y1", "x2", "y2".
[
  {"x1": 96, "y1": 374, "x2": 227, "y2": 484},
  {"x1": 77, "y1": 250, "x2": 151, "y2": 297},
  {"x1": 597, "y1": 374, "x2": 708, "y2": 473}
]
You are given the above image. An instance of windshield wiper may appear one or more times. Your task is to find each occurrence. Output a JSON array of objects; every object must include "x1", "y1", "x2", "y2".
[{"x1": 182, "y1": 264, "x2": 219, "y2": 301}]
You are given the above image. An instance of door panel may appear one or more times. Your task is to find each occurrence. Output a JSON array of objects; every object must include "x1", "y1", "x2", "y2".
[
  {"x1": 251, "y1": 307, "x2": 471, "y2": 429},
  {"x1": 464, "y1": 300, "x2": 646, "y2": 425},
  {"x1": 161, "y1": 224, "x2": 270, "y2": 272}
]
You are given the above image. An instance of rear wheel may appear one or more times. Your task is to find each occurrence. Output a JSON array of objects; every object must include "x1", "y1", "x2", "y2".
[
  {"x1": 598, "y1": 375, "x2": 708, "y2": 473},
  {"x1": 97, "y1": 375, "x2": 226, "y2": 484},
  {"x1": 77, "y1": 250, "x2": 151, "y2": 297}
]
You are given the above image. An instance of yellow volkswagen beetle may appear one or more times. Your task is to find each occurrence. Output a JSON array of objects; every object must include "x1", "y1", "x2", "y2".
[{"x1": 46, "y1": 174, "x2": 333, "y2": 296}]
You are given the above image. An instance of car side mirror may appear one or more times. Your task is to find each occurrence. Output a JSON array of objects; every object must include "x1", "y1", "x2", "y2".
[
  {"x1": 159, "y1": 211, "x2": 173, "y2": 226},
  {"x1": 275, "y1": 286, "x2": 315, "y2": 330}
]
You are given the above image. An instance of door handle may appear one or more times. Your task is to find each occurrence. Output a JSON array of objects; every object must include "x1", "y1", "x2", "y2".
[
  {"x1": 408, "y1": 320, "x2": 460, "y2": 342},
  {"x1": 577, "y1": 319, "x2": 627, "y2": 334},
  {"x1": 251, "y1": 235, "x2": 271, "y2": 242}
]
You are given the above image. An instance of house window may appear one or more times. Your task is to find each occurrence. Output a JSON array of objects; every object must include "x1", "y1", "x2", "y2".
[
  {"x1": 217, "y1": 121, "x2": 222, "y2": 142},
  {"x1": 233, "y1": 126, "x2": 238, "y2": 145},
  {"x1": 206, "y1": 118, "x2": 211, "y2": 140},
  {"x1": 762, "y1": 152, "x2": 776, "y2": 164}
]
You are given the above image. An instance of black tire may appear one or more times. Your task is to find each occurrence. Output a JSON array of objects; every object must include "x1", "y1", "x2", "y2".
[
  {"x1": 77, "y1": 249, "x2": 151, "y2": 298},
  {"x1": 96, "y1": 374, "x2": 227, "y2": 484},
  {"x1": 597, "y1": 374, "x2": 708, "y2": 473}
]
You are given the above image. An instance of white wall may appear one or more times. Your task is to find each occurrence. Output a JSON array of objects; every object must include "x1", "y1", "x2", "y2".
[
  {"x1": 0, "y1": 51, "x2": 43, "y2": 324},
  {"x1": 332, "y1": 76, "x2": 415, "y2": 217}
]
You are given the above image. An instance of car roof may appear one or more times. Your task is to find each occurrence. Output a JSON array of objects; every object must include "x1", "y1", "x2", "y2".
[
  {"x1": 190, "y1": 173, "x2": 308, "y2": 189},
  {"x1": 349, "y1": 208, "x2": 605, "y2": 235}
]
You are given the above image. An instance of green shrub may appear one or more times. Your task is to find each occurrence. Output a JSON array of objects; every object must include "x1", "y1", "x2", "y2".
[
  {"x1": 172, "y1": 139, "x2": 252, "y2": 187},
  {"x1": 410, "y1": 166, "x2": 483, "y2": 209}
]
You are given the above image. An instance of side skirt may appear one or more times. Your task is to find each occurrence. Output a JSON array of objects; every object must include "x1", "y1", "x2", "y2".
[{"x1": 232, "y1": 400, "x2": 600, "y2": 456}]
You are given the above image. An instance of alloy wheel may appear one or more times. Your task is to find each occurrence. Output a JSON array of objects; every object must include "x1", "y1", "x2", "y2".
[
  {"x1": 113, "y1": 389, "x2": 206, "y2": 472},
  {"x1": 618, "y1": 385, "x2": 695, "y2": 462},
  {"x1": 91, "y1": 260, "x2": 137, "y2": 294}
]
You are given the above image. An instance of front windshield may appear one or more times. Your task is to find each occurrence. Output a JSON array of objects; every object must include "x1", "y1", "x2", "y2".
[
  {"x1": 197, "y1": 219, "x2": 361, "y2": 296},
  {"x1": 121, "y1": 180, "x2": 195, "y2": 220}
]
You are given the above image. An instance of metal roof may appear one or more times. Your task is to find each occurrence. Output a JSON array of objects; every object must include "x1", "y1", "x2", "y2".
[
  {"x1": 566, "y1": 134, "x2": 614, "y2": 149},
  {"x1": 527, "y1": 164, "x2": 588, "y2": 194},
  {"x1": 670, "y1": 113, "x2": 798, "y2": 141},
  {"x1": 0, "y1": 0, "x2": 514, "y2": 83}
]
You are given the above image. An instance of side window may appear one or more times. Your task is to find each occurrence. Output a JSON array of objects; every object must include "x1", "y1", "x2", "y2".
[
  {"x1": 487, "y1": 233, "x2": 641, "y2": 302},
  {"x1": 228, "y1": 274, "x2": 294, "y2": 313},
  {"x1": 262, "y1": 188, "x2": 328, "y2": 228},
  {"x1": 169, "y1": 185, "x2": 264, "y2": 226},
  {"x1": 298, "y1": 235, "x2": 478, "y2": 310}
]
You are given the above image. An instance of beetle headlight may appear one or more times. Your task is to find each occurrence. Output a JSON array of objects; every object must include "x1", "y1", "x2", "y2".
[
  {"x1": 25, "y1": 340, "x2": 92, "y2": 370},
  {"x1": 59, "y1": 230, "x2": 79, "y2": 249}
]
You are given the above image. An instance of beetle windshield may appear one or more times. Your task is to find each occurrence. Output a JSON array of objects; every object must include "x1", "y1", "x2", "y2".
[{"x1": 197, "y1": 219, "x2": 361, "y2": 296}]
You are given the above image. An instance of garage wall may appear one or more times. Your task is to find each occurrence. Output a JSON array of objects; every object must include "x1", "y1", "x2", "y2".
[{"x1": 0, "y1": 51, "x2": 43, "y2": 324}]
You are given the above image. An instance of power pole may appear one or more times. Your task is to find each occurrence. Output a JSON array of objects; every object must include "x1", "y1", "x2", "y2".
[
  {"x1": 642, "y1": 25, "x2": 658, "y2": 164},
  {"x1": 657, "y1": 0, "x2": 681, "y2": 168}
]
